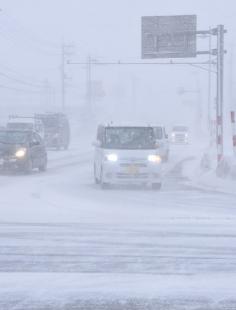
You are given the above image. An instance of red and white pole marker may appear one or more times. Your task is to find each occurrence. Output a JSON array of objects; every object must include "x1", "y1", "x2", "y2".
[
  {"x1": 216, "y1": 115, "x2": 223, "y2": 162},
  {"x1": 231, "y1": 111, "x2": 236, "y2": 156}
]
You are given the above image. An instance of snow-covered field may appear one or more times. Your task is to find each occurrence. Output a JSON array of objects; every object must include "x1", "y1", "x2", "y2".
[{"x1": 0, "y1": 137, "x2": 236, "y2": 309}]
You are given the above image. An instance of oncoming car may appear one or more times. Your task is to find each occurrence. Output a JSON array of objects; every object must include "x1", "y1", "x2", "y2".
[
  {"x1": 0, "y1": 130, "x2": 47, "y2": 173},
  {"x1": 171, "y1": 125, "x2": 189, "y2": 144},
  {"x1": 93, "y1": 125, "x2": 162, "y2": 189}
]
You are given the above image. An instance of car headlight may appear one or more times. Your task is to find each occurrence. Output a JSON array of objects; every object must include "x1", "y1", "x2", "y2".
[
  {"x1": 105, "y1": 153, "x2": 118, "y2": 162},
  {"x1": 15, "y1": 148, "x2": 27, "y2": 158},
  {"x1": 148, "y1": 154, "x2": 162, "y2": 164}
]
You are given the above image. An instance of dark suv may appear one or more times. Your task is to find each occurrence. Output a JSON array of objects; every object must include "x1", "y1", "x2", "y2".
[
  {"x1": 35, "y1": 113, "x2": 70, "y2": 150},
  {"x1": 0, "y1": 130, "x2": 47, "y2": 173}
]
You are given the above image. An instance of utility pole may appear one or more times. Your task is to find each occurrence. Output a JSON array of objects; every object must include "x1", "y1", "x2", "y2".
[
  {"x1": 208, "y1": 28, "x2": 213, "y2": 140},
  {"x1": 87, "y1": 55, "x2": 92, "y2": 113},
  {"x1": 229, "y1": 46, "x2": 234, "y2": 110},
  {"x1": 61, "y1": 44, "x2": 66, "y2": 111},
  {"x1": 61, "y1": 43, "x2": 74, "y2": 112},
  {"x1": 216, "y1": 25, "x2": 225, "y2": 163}
]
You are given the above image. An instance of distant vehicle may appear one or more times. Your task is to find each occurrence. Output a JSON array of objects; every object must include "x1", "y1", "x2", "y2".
[
  {"x1": 153, "y1": 126, "x2": 169, "y2": 162},
  {"x1": 35, "y1": 113, "x2": 70, "y2": 150},
  {"x1": 93, "y1": 125, "x2": 162, "y2": 190},
  {"x1": 7, "y1": 115, "x2": 45, "y2": 139},
  {"x1": 171, "y1": 125, "x2": 189, "y2": 144},
  {"x1": 0, "y1": 129, "x2": 47, "y2": 173}
]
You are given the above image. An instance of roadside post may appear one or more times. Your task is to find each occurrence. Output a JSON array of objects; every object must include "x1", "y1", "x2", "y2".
[{"x1": 231, "y1": 111, "x2": 236, "y2": 157}]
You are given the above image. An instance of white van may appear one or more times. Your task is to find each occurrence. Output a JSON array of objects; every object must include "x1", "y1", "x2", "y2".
[{"x1": 93, "y1": 125, "x2": 162, "y2": 189}]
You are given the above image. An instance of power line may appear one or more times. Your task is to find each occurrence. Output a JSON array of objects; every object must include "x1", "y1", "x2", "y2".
[
  {"x1": 3, "y1": 12, "x2": 60, "y2": 49},
  {"x1": 0, "y1": 27, "x2": 60, "y2": 57},
  {"x1": 0, "y1": 13, "x2": 60, "y2": 56},
  {"x1": 0, "y1": 71, "x2": 44, "y2": 88},
  {"x1": 0, "y1": 83, "x2": 41, "y2": 93},
  {"x1": 0, "y1": 62, "x2": 44, "y2": 86}
]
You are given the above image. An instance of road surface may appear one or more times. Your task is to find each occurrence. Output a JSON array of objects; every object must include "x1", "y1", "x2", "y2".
[{"x1": 0, "y1": 143, "x2": 235, "y2": 309}]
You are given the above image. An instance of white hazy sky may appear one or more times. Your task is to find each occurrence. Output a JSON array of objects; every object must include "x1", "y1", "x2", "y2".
[
  {"x1": 0, "y1": 0, "x2": 235, "y2": 126},
  {"x1": 1, "y1": 1, "x2": 235, "y2": 55}
]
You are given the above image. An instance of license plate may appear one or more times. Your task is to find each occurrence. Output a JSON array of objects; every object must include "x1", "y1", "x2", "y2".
[{"x1": 126, "y1": 165, "x2": 139, "y2": 175}]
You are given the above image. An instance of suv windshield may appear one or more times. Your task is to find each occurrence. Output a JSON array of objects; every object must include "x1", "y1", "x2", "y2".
[
  {"x1": 104, "y1": 127, "x2": 156, "y2": 150},
  {"x1": 0, "y1": 131, "x2": 28, "y2": 144}
]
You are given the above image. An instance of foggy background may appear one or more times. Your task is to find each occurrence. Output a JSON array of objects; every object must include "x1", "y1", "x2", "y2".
[{"x1": 0, "y1": 0, "x2": 235, "y2": 138}]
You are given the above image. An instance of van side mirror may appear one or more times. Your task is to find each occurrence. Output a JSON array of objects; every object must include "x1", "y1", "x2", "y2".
[{"x1": 30, "y1": 141, "x2": 40, "y2": 147}]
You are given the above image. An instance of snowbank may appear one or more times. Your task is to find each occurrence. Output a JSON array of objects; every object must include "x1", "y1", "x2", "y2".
[{"x1": 182, "y1": 150, "x2": 236, "y2": 195}]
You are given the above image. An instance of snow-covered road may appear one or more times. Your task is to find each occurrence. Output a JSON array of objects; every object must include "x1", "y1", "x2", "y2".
[{"x1": 0, "y1": 143, "x2": 236, "y2": 309}]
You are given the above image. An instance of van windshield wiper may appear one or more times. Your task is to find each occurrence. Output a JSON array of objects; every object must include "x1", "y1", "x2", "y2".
[{"x1": 0, "y1": 141, "x2": 20, "y2": 145}]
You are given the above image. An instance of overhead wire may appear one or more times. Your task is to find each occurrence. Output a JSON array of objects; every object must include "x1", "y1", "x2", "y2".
[
  {"x1": 0, "y1": 62, "x2": 45, "y2": 86},
  {"x1": 0, "y1": 71, "x2": 45, "y2": 89},
  {"x1": 0, "y1": 12, "x2": 59, "y2": 95},
  {"x1": 3, "y1": 12, "x2": 60, "y2": 49},
  {"x1": 0, "y1": 14, "x2": 60, "y2": 57},
  {"x1": 0, "y1": 83, "x2": 41, "y2": 93}
]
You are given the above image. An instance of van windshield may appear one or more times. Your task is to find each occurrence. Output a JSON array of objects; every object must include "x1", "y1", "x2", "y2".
[
  {"x1": 7, "y1": 122, "x2": 33, "y2": 131},
  {"x1": 104, "y1": 127, "x2": 156, "y2": 150}
]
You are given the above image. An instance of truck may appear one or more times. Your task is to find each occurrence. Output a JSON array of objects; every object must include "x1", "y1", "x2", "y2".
[
  {"x1": 35, "y1": 113, "x2": 70, "y2": 150},
  {"x1": 7, "y1": 115, "x2": 45, "y2": 139}
]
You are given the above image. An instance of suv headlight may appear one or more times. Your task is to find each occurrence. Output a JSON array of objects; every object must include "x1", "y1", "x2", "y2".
[
  {"x1": 105, "y1": 154, "x2": 118, "y2": 162},
  {"x1": 15, "y1": 148, "x2": 27, "y2": 158},
  {"x1": 148, "y1": 154, "x2": 162, "y2": 164}
]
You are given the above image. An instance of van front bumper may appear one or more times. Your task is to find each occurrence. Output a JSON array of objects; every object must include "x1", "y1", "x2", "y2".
[{"x1": 102, "y1": 161, "x2": 162, "y2": 185}]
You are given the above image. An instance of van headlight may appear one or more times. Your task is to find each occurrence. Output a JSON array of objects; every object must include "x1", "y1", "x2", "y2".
[
  {"x1": 105, "y1": 153, "x2": 118, "y2": 162},
  {"x1": 148, "y1": 154, "x2": 162, "y2": 164},
  {"x1": 15, "y1": 148, "x2": 27, "y2": 158}
]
